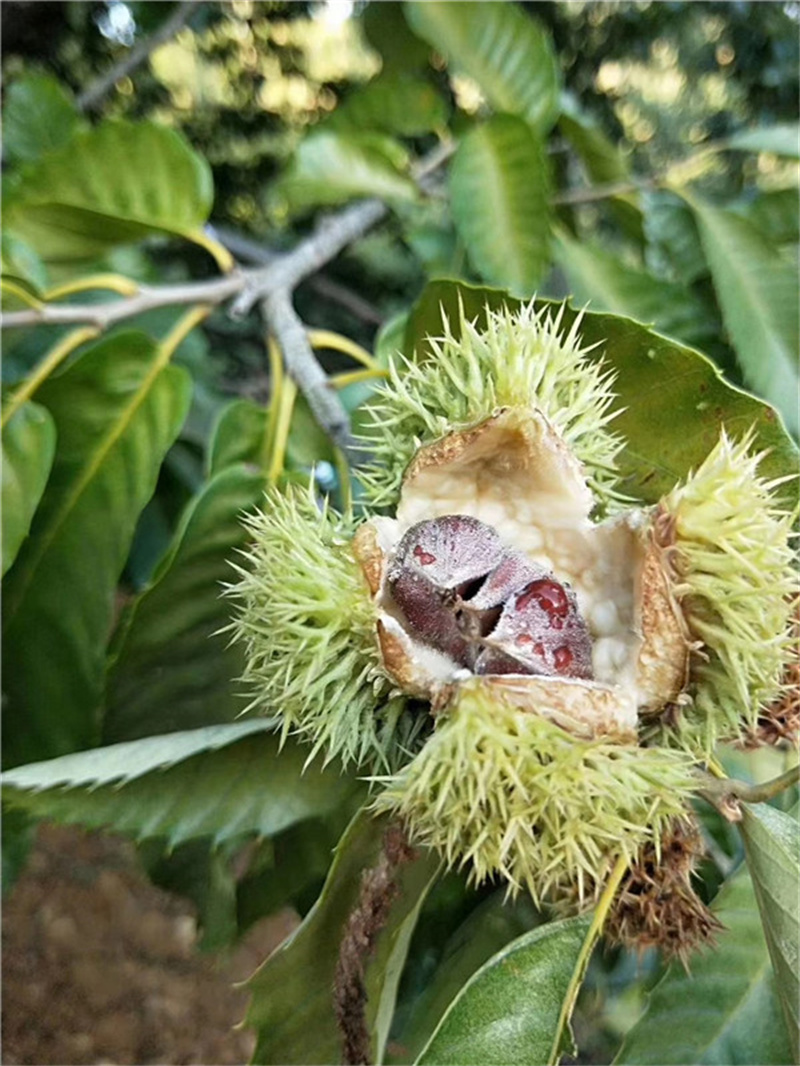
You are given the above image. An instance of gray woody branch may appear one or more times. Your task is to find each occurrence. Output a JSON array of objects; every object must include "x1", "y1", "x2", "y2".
[{"x1": 1, "y1": 144, "x2": 455, "y2": 455}]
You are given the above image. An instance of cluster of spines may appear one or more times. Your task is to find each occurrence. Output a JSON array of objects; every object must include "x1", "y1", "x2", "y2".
[
  {"x1": 660, "y1": 430, "x2": 798, "y2": 754},
  {"x1": 604, "y1": 816, "x2": 722, "y2": 967},
  {"x1": 373, "y1": 682, "x2": 699, "y2": 906},
  {"x1": 358, "y1": 299, "x2": 625, "y2": 512},
  {"x1": 227, "y1": 484, "x2": 400, "y2": 769}
]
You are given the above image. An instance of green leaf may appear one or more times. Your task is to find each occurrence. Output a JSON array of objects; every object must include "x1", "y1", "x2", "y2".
[
  {"x1": 741, "y1": 803, "x2": 800, "y2": 1060},
  {"x1": 415, "y1": 915, "x2": 592, "y2": 1065},
  {"x1": 2, "y1": 331, "x2": 192, "y2": 766},
  {"x1": 332, "y1": 74, "x2": 448, "y2": 138},
  {"x1": 1, "y1": 401, "x2": 56, "y2": 576},
  {"x1": 558, "y1": 105, "x2": 643, "y2": 242},
  {"x1": 554, "y1": 230, "x2": 716, "y2": 350},
  {"x1": 735, "y1": 188, "x2": 799, "y2": 248},
  {"x1": 103, "y1": 463, "x2": 265, "y2": 742},
  {"x1": 643, "y1": 191, "x2": 707, "y2": 285},
  {"x1": 0, "y1": 232, "x2": 49, "y2": 292},
  {"x1": 403, "y1": 280, "x2": 798, "y2": 509},
  {"x1": 2, "y1": 73, "x2": 84, "y2": 164},
  {"x1": 1, "y1": 720, "x2": 356, "y2": 848},
  {"x1": 725, "y1": 124, "x2": 800, "y2": 158},
  {"x1": 406, "y1": 1, "x2": 560, "y2": 135},
  {"x1": 246, "y1": 808, "x2": 439, "y2": 1065},
  {"x1": 363, "y1": 2, "x2": 431, "y2": 74},
  {"x1": 685, "y1": 195, "x2": 799, "y2": 436},
  {"x1": 614, "y1": 864, "x2": 793, "y2": 1065},
  {"x1": 450, "y1": 115, "x2": 552, "y2": 295},
  {"x1": 4, "y1": 120, "x2": 215, "y2": 263},
  {"x1": 276, "y1": 131, "x2": 417, "y2": 214},
  {"x1": 393, "y1": 891, "x2": 541, "y2": 1063},
  {"x1": 208, "y1": 398, "x2": 267, "y2": 476}
]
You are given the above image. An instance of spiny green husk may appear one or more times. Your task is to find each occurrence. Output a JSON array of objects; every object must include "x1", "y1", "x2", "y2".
[
  {"x1": 660, "y1": 430, "x2": 798, "y2": 754},
  {"x1": 228, "y1": 484, "x2": 405, "y2": 769},
  {"x1": 358, "y1": 299, "x2": 624, "y2": 511},
  {"x1": 373, "y1": 681, "x2": 699, "y2": 906}
]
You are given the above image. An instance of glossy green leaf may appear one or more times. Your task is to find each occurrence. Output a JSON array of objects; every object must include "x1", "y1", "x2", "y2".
[
  {"x1": 416, "y1": 915, "x2": 591, "y2": 1065},
  {"x1": 735, "y1": 188, "x2": 799, "y2": 248},
  {"x1": 393, "y1": 891, "x2": 541, "y2": 1064},
  {"x1": 554, "y1": 229, "x2": 716, "y2": 350},
  {"x1": 558, "y1": 106, "x2": 643, "y2": 242},
  {"x1": 450, "y1": 115, "x2": 552, "y2": 295},
  {"x1": 332, "y1": 74, "x2": 448, "y2": 138},
  {"x1": 2, "y1": 331, "x2": 192, "y2": 766},
  {"x1": 246, "y1": 808, "x2": 440, "y2": 1065},
  {"x1": 363, "y1": 2, "x2": 431, "y2": 73},
  {"x1": 406, "y1": 1, "x2": 560, "y2": 135},
  {"x1": 1, "y1": 401, "x2": 56, "y2": 576},
  {"x1": 643, "y1": 191, "x2": 707, "y2": 285},
  {"x1": 741, "y1": 803, "x2": 800, "y2": 1060},
  {"x1": 4, "y1": 120, "x2": 214, "y2": 262},
  {"x1": 725, "y1": 124, "x2": 800, "y2": 158},
  {"x1": 2, "y1": 73, "x2": 84, "y2": 164},
  {"x1": 404, "y1": 280, "x2": 798, "y2": 509},
  {"x1": 686, "y1": 195, "x2": 799, "y2": 436},
  {"x1": 208, "y1": 398, "x2": 267, "y2": 476},
  {"x1": 276, "y1": 131, "x2": 417, "y2": 214},
  {"x1": 103, "y1": 463, "x2": 265, "y2": 742},
  {"x1": 0, "y1": 232, "x2": 49, "y2": 293},
  {"x1": 615, "y1": 864, "x2": 792, "y2": 1065},
  {"x1": 1, "y1": 720, "x2": 356, "y2": 847}
]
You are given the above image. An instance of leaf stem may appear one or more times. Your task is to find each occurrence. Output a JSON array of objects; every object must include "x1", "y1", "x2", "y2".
[
  {"x1": 548, "y1": 853, "x2": 629, "y2": 1066},
  {"x1": 307, "y1": 329, "x2": 379, "y2": 371},
  {"x1": 1, "y1": 326, "x2": 100, "y2": 429},
  {"x1": 267, "y1": 374, "x2": 298, "y2": 485},
  {"x1": 1, "y1": 279, "x2": 43, "y2": 309},
  {"x1": 44, "y1": 274, "x2": 139, "y2": 300},
  {"x1": 261, "y1": 336, "x2": 284, "y2": 473},
  {"x1": 159, "y1": 304, "x2": 211, "y2": 360},
  {"x1": 331, "y1": 368, "x2": 388, "y2": 389},
  {"x1": 696, "y1": 763, "x2": 800, "y2": 814}
]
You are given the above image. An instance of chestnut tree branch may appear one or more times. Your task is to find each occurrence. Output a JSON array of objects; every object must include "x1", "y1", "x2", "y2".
[
  {"x1": 262, "y1": 288, "x2": 358, "y2": 462},
  {"x1": 210, "y1": 225, "x2": 385, "y2": 325}
]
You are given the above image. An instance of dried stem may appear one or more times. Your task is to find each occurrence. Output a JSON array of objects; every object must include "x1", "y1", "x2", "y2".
[{"x1": 334, "y1": 825, "x2": 416, "y2": 1066}]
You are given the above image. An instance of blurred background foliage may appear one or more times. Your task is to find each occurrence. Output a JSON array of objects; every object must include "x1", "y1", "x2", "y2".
[{"x1": 1, "y1": 4, "x2": 798, "y2": 1064}]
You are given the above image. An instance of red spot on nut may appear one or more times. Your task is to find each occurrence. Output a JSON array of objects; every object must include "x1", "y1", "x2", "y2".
[
  {"x1": 554, "y1": 646, "x2": 573, "y2": 671},
  {"x1": 515, "y1": 579, "x2": 569, "y2": 618},
  {"x1": 413, "y1": 544, "x2": 437, "y2": 566}
]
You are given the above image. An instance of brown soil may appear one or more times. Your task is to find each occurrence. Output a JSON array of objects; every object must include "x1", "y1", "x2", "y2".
[{"x1": 2, "y1": 823, "x2": 300, "y2": 1065}]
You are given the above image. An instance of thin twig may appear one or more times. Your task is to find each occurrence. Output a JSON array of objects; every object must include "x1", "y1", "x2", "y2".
[
  {"x1": 212, "y1": 225, "x2": 384, "y2": 325},
  {"x1": 696, "y1": 764, "x2": 800, "y2": 822},
  {"x1": 231, "y1": 200, "x2": 387, "y2": 317},
  {"x1": 76, "y1": 0, "x2": 197, "y2": 112},
  {"x1": 262, "y1": 289, "x2": 358, "y2": 462},
  {"x1": 0, "y1": 275, "x2": 244, "y2": 330},
  {"x1": 552, "y1": 177, "x2": 657, "y2": 206}
]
